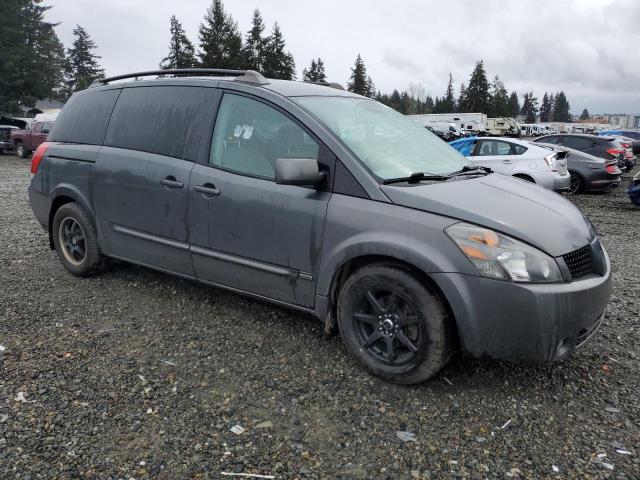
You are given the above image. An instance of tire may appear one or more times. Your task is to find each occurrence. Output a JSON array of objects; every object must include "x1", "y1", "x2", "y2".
[
  {"x1": 51, "y1": 202, "x2": 107, "y2": 277},
  {"x1": 337, "y1": 264, "x2": 453, "y2": 384},
  {"x1": 567, "y1": 171, "x2": 584, "y2": 194},
  {"x1": 15, "y1": 142, "x2": 29, "y2": 158},
  {"x1": 513, "y1": 174, "x2": 535, "y2": 183}
]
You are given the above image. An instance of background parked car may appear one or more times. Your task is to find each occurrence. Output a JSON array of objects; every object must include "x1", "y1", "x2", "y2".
[
  {"x1": 533, "y1": 134, "x2": 636, "y2": 172},
  {"x1": 535, "y1": 142, "x2": 622, "y2": 194},
  {"x1": 449, "y1": 136, "x2": 570, "y2": 191},
  {"x1": 629, "y1": 170, "x2": 640, "y2": 206},
  {"x1": 0, "y1": 125, "x2": 18, "y2": 154},
  {"x1": 10, "y1": 120, "x2": 53, "y2": 158}
]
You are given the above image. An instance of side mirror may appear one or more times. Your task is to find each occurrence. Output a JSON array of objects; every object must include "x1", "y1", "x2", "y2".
[
  {"x1": 42, "y1": 128, "x2": 49, "y2": 134},
  {"x1": 275, "y1": 158, "x2": 326, "y2": 187}
]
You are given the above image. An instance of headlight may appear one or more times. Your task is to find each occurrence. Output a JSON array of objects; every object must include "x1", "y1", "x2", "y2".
[{"x1": 445, "y1": 223, "x2": 563, "y2": 283}]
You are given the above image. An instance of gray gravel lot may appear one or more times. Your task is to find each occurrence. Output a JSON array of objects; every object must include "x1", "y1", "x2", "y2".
[{"x1": 0, "y1": 153, "x2": 638, "y2": 480}]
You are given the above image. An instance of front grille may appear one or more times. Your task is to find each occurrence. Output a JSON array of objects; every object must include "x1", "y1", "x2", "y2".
[{"x1": 563, "y1": 244, "x2": 593, "y2": 279}]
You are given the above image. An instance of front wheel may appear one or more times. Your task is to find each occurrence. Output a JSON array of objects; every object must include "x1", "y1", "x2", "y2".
[{"x1": 337, "y1": 265, "x2": 453, "y2": 384}]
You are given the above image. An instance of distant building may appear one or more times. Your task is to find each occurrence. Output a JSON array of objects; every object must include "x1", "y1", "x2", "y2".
[
  {"x1": 607, "y1": 114, "x2": 640, "y2": 129},
  {"x1": 19, "y1": 99, "x2": 65, "y2": 118}
]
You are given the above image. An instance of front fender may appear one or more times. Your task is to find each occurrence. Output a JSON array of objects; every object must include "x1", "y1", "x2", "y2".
[{"x1": 316, "y1": 196, "x2": 477, "y2": 298}]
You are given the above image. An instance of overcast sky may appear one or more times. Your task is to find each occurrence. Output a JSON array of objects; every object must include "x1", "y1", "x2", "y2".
[{"x1": 45, "y1": 0, "x2": 640, "y2": 114}]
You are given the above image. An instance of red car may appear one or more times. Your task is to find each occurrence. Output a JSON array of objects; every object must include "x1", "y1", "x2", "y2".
[{"x1": 10, "y1": 121, "x2": 53, "y2": 158}]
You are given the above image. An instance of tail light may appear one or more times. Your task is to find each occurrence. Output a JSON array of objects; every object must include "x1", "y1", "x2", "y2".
[
  {"x1": 543, "y1": 154, "x2": 557, "y2": 171},
  {"x1": 620, "y1": 142, "x2": 631, "y2": 148},
  {"x1": 606, "y1": 148, "x2": 623, "y2": 158},
  {"x1": 30, "y1": 142, "x2": 50, "y2": 175},
  {"x1": 605, "y1": 164, "x2": 620, "y2": 174}
]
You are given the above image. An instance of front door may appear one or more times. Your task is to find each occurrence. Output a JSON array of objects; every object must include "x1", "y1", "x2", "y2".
[
  {"x1": 188, "y1": 92, "x2": 332, "y2": 307},
  {"x1": 471, "y1": 139, "x2": 516, "y2": 174}
]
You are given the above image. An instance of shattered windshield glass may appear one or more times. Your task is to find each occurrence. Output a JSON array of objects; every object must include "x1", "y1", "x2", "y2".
[{"x1": 294, "y1": 96, "x2": 469, "y2": 180}]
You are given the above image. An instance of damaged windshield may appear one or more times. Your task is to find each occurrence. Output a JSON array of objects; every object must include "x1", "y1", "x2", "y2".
[{"x1": 294, "y1": 96, "x2": 469, "y2": 180}]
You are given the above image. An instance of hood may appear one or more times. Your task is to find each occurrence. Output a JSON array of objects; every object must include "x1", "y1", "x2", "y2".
[{"x1": 381, "y1": 173, "x2": 592, "y2": 257}]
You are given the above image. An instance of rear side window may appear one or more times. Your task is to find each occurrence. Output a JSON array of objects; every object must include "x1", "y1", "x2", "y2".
[
  {"x1": 49, "y1": 89, "x2": 120, "y2": 145},
  {"x1": 514, "y1": 144, "x2": 527, "y2": 154},
  {"x1": 563, "y1": 137, "x2": 594, "y2": 150},
  {"x1": 105, "y1": 86, "x2": 220, "y2": 162}
]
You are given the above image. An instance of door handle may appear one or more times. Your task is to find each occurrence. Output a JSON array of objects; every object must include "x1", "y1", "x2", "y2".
[
  {"x1": 501, "y1": 159, "x2": 512, "y2": 164},
  {"x1": 160, "y1": 176, "x2": 184, "y2": 189},
  {"x1": 194, "y1": 183, "x2": 220, "y2": 198}
]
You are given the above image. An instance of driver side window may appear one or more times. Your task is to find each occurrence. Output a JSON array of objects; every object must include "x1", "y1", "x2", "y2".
[{"x1": 210, "y1": 94, "x2": 319, "y2": 179}]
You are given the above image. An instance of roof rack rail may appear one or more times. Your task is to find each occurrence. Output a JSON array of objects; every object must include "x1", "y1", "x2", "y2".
[
  {"x1": 311, "y1": 81, "x2": 345, "y2": 91},
  {"x1": 91, "y1": 68, "x2": 269, "y2": 87}
]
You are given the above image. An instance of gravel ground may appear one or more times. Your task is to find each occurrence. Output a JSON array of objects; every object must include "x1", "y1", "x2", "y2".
[{"x1": 0, "y1": 153, "x2": 638, "y2": 480}]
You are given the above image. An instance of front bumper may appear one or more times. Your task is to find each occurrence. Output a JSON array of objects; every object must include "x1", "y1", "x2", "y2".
[
  {"x1": 0, "y1": 140, "x2": 13, "y2": 150},
  {"x1": 432, "y1": 247, "x2": 611, "y2": 362}
]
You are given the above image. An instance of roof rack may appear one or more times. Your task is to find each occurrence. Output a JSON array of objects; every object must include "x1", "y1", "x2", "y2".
[
  {"x1": 91, "y1": 69, "x2": 270, "y2": 87},
  {"x1": 311, "y1": 81, "x2": 345, "y2": 91}
]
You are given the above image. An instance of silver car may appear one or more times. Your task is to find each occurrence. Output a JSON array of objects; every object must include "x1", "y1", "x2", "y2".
[{"x1": 450, "y1": 137, "x2": 571, "y2": 191}]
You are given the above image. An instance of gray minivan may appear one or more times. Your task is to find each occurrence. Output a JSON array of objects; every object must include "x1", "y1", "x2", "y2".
[{"x1": 28, "y1": 69, "x2": 611, "y2": 384}]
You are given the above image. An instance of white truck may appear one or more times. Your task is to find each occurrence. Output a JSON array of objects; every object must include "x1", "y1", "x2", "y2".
[
  {"x1": 408, "y1": 113, "x2": 487, "y2": 135},
  {"x1": 485, "y1": 117, "x2": 521, "y2": 137}
]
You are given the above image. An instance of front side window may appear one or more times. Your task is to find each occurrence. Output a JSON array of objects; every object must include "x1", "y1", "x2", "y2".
[
  {"x1": 294, "y1": 96, "x2": 468, "y2": 180},
  {"x1": 477, "y1": 140, "x2": 512, "y2": 156},
  {"x1": 210, "y1": 94, "x2": 319, "y2": 179}
]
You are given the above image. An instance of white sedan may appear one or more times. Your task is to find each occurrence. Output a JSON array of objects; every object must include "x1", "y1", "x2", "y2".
[{"x1": 449, "y1": 137, "x2": 571, "y2": 191}]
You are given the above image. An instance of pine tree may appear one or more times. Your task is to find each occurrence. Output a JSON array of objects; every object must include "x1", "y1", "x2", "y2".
[
  {"x1": 262, "y1": 23, "x2": 295, "y2": 80},
  {"x1": 160, "y1": 15, "x2": 196, "y2": 70},
  {"x1": 242, "y1": 9, "x2": 265, "y2": 71},
  {"x1": 539, "y1": 92, "x2": 551, "y2": 122},
  {"x1": 553, "y1": 91, "x2": 571, "y2": 122},
  {"x1": 489, "y1": 75, "x2": 510, "y2": 117},
  {"x1": 580, "y1": 108, "x2": 590, "y2": 120},
  {"x1": 456, "y1": 83, "x2": 467, "y2": 113},
  {"x1": 520, "y1": 92, "x2": 539, "y2": 123},
  {"x1": 439, "y1": 73, "x2": 455, "y2": 112},
  {"x1": 198, "y1": 0, "x2": 244, "y2": 69},
  {"x1": 64, "y1": 25, "x2": 104, "y2": 95},
  {"x1": 464, "y1": 60, "x2": 490, "y2": 113},
  {"x1": 302, "y1": 58, "x2": 326, "y2": 83},
  {"x1": 1, "y1": 0, "x2": 66, "y2": 112},
  {"x1": 508, "y1": 91, "x2": 520, "y2": 118},
  {"x1": 364, "y1": 76, "x2": 376, "y2": 98},
  {"x1": 425, "y1": 95, "x2": 435, "y2": 113},
  {"x1": 347, "y1": 54, "x2": 369, "y2": 96},
  {"x1": 548, "y1": 94, "x2": 555, "y2": 121}
]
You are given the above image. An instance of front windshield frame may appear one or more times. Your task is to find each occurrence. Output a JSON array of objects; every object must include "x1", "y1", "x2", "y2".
[{"x1": 292, "y1": 95, "x2": 470, "y2": 182}]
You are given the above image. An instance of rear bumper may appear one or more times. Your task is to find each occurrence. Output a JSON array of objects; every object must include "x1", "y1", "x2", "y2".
[
  {"x1": 552, "y1": 173, "x2": 571, "y2": 191},
  {"x1": 431, "y1": 247, "x2": 611, "y2": 362}
]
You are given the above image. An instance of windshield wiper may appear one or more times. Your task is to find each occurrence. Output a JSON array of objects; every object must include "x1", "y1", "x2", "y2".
[
  {"x1": 446, "y1": 165, "x2": 492, "y2": 177},
  {"x1": 383, "y1": 172, "x2": 449, "y2": 185}
]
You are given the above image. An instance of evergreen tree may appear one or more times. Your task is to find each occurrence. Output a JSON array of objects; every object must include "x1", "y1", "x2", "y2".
[
  {"x1": 160, "y1": 15, "x2": 196, "y2": 70},
  {"x1": 553, "y1": 91, "x2": 571, "y2": 122},
  {"x1": 440, "y1": 73, "x2": 455, "y2": 112},
  {"x1": 242, "y1": 9, "x2": 265, "y2": 71},
  {"x1": 302, "y1": 58, "x2": 326, "y2": 83},
  {"x1": 433, "y1": 96, "x2": 444, "y2": 114},
  {"x1": 198, "y1": 0, "x2": 244, "y2": 69},
  {"x1": 347, "y1": 54, "x2": 369, "y2": 96},
  {"x1": 520, "y1": 92, "x2": 539, "y2": 123},
  {"x1": 425, "y1": 95, "x2": 435, "y2": 113},
  {"x1": 456, "y1": 82, "x2": 466, "y2": 113},
  {"x1": 507, "y1": 91, "x2": 520, "y2": 118},
  {"x1": 464, "y1": 60, "x2": 490, "y2": 113},
  {"x1": 489, "y1": 75, "x2": 510, "y2": 117},
  {"x1": 548, "y1": 93, "x2": 555, "y2": 121},
  {"x1": 0, "y1": 0, "x2": 66, "y2": 112},
  {"x1": 539, "y1": 92, "x2": 551, "y2": 122},
  {"x1": 262, "y1": 23, "x2": 295, "y2": 80},
  {"x1": 364, "y1": 76, "x2": 376, "y2": 98},
  {"x1": 63, "y1": 25, "x2": 104, "y2": 96},
  {"x1": 580, "y1": 108, "x2": 590, "y2": 120}
]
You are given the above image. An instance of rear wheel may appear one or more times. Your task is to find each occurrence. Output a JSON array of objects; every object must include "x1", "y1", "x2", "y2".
[
  {"x1": 337, "y1": 265, "x2": 453, "y2": 384},
  {"x1": 567, "y1": 171, "x2": 584, "y2": 194},
  {"x1": 15, "y1": 142, "x2": 28, "y2": 158},
  {"x1": 52, "y1": 202, "x2": 107, "y2": 277}
]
